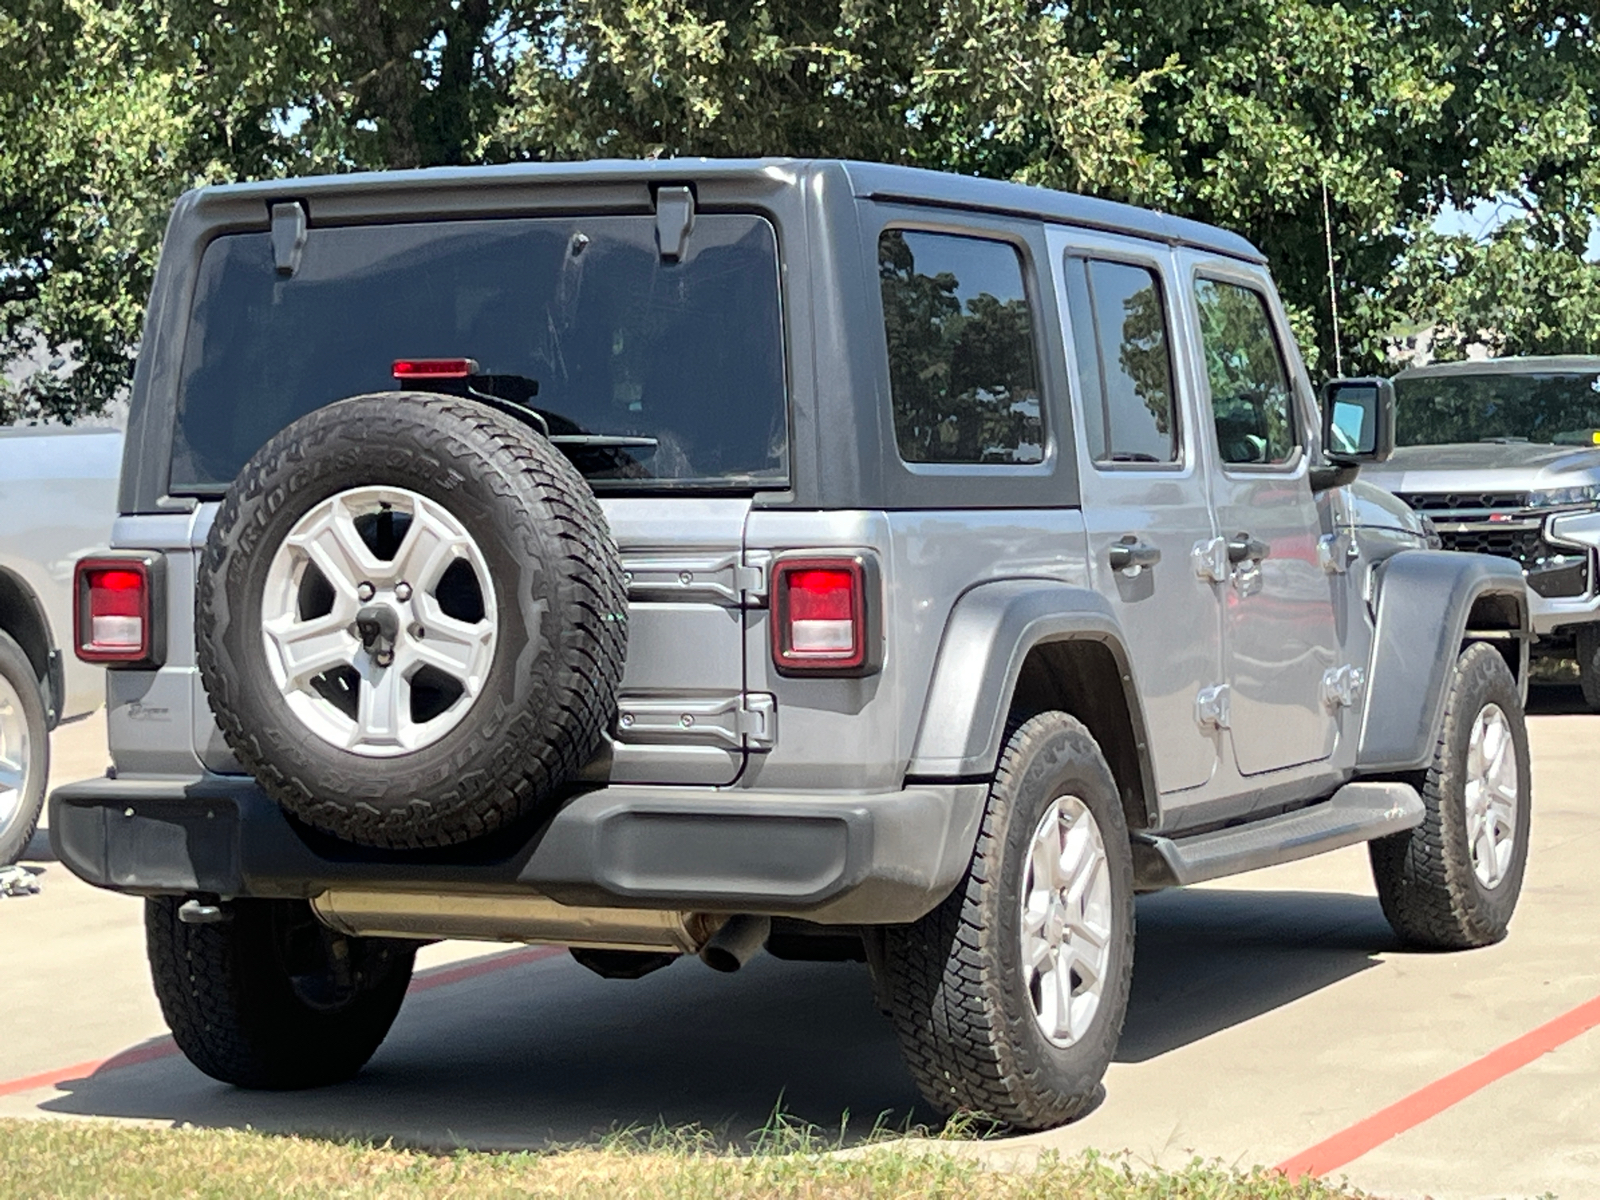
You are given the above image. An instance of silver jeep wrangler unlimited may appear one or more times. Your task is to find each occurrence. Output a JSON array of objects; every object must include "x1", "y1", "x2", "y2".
[{"x1": 55, "y1": 160, "x2": 1532, "y2": 1131}]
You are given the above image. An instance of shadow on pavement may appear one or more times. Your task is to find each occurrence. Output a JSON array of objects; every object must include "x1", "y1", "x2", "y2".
[
  {"x1": 42, "y1": 954, "x2": 933, "y2": 1151},
  {"x1": 21, "y1": 828, "x2": 52, "y2": 862},
  {"x1": 1525, "y1": 683, "x2": 1591, "y2": 716},
  {"x1": 37, "y1": 887, "x2": 1397, "y2": 1149},
  {"x1": 1119, "y1": 888, "x2": 1394, "y2": 1063}
]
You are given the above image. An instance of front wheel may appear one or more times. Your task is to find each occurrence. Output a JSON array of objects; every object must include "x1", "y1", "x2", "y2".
[
  {"x1": 881, "y1": 712, "x2": 1135, "y2": 1131},
  {"x1": 1369, "y1": 641, "x2": 1531, "y2": 949},
  {"x1": 146, "y1": 897, "x2": 416, "y2": 1089},
  {"x1": 1575, "y1": 624, "x2": 1600, "y2": 712}
]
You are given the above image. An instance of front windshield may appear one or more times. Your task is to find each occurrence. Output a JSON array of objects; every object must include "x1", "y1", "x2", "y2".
[{"x1": 1395, "y1": 369, "x2": 1600, "y2": 447}]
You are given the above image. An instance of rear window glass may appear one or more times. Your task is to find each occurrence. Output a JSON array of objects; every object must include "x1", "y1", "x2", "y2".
[
  {"x1": 170, "y1": 214, "x2": 787, "y2": 492},
  {"x1": 878, "y1": 229, "x2": 1043, "y2": 465}
]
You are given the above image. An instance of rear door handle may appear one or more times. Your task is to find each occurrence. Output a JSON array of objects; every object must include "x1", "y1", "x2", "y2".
[
  {"x1": 1109, "y1": 535, "x2": 1162, "y2": 574},
  {"x1": 1227, "y1": 532, "x2": 1271, "y2": 564}
]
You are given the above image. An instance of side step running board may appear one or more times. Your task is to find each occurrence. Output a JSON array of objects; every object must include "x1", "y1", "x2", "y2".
[{"x1": 1132, "y1": 781, "x2": 1423, "y2": 889}]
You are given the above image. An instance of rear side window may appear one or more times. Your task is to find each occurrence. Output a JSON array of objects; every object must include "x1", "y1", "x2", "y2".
[
  {"x1": 171, "y1": 214, "x2": 787, "y2": 492},
  {"x1": 1063, "y1": 257, "x2": 1178, "y2": 465},
  {"x1": 878, "y1": 229, "x2": 1043, "y2": 465},
  {"x1": 1194, "y1": 278, "x2": 1298, "y2": 466}
]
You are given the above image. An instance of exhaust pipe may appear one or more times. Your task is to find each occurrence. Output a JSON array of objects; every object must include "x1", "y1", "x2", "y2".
[
  {"x1": 699, "y1": 914, "x2": 771, "y2": 973},
  {"x1": 311, "y1": 889, "x2": 718, "y2": 953}
]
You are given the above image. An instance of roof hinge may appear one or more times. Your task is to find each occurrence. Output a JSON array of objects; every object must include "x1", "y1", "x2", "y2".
[
  {"x1": 270, "y1": 201, "x2": 308, "y2": 277},
  {"x1": 654, "y1": 186, "x2": 695, "y2": 261}
]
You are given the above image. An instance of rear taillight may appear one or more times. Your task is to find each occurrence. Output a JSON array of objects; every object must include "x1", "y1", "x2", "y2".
[
  {"x1": 75, "y1": 556, "x2": 164, "y2": 665},
  {"x1": 771, "y1": 556, "x2": 880, "y2": 676}
]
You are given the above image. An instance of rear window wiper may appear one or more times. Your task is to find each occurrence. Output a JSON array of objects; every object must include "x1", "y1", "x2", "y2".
[{"x1": 392, "y1": 360, "x2": 657, "y2": 454}]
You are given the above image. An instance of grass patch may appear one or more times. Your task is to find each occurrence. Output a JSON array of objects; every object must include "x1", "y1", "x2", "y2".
[{"x1": 0, "y1": 1117, "x2": 1371, "y2": 1199}]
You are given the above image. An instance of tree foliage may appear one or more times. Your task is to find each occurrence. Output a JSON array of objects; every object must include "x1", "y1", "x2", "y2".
[{"x1": 3, "y1": 1, "x2": 1600, "y2": 422}]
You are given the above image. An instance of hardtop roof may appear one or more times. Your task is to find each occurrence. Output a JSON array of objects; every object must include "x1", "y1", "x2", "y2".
[{"x1": 189, "y1": 157, "x2": 1267, "y2": 265}]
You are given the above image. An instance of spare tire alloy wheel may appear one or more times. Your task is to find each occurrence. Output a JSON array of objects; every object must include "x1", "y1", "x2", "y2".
[
  {"x1": 0, "y1": 631, "x2": 47, "y2": 867},
  {"x1": 262, "y1": 486, "x2": 497, "y2": 756},
  {"x1": 198, "y1": 394, "x2": 627, "y2": 850}
]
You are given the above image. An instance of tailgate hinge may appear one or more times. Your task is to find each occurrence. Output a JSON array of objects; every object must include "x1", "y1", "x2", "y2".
[
  {"x1": 738, "y1": 551, "x2": 771, "y2": 604},
  {"x1": 614, "y1": 692, "x2": 778, "y2": 751},
  {"x1": 738, "y1": 693, "x2": 777, "y2": 750}
]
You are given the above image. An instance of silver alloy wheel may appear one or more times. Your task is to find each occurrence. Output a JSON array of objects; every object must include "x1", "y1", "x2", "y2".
[
  {"x1": 261, "y1": 486, "x2": 497, "y2": 758},
  {"x1": 1020, "y1": 794, "x2": 1114, "y2": 1048},
  {"x1": 1464, "y1": 702, "x2": 1519, "y2": 889},
  {"x1": 0, "y1": 673, "x2": 29, "y2": 832}
]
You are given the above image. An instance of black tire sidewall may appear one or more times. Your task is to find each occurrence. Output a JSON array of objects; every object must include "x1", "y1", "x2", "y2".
[
  {"x1": 991, "y1": 716, "x2": 1136, "y2": 1110},
  {"x1": 1576, "y1": 624, "x2": 1600, "y2": 711},
  {"x1": 0, "y1": 631, "x2": 48, "y2": 867},
  {"x1": 199, "y1": 393, "x2": 623, "y2": 847},
  {"x1": 146, "y1": 896, "x2": 416, "y2": 1089}
]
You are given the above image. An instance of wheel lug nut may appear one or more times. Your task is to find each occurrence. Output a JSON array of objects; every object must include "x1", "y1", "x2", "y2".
[
  {"x1": 395, "y1": 582, "x2": 412, "y2": 601},
  {"x1": 357, "y1": 581, "x2": 375, "y2": 601},
  {"x1": 409, "y1": 624, "x2": 426, "y2": 639}
]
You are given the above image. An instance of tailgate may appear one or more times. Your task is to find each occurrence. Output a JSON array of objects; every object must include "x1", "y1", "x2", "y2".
[{"x1": 593, "y1": 497, "x2": 763, "y2": 785}]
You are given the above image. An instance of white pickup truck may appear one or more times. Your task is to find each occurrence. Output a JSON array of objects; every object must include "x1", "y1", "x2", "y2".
[{"x1": 0, "y1": 426, "x2": 121, "y2": 864}]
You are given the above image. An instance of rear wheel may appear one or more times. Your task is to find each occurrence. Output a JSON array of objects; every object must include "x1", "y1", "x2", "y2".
[
  {"x1": 1370, "y1": 642, "x2": 1531, "y2": 949},
  {"x1": 146, "y1": 896, "x2": 415, "y2": 1089},
  {"x1": 0, "y1": 631, "x2": 48, "y2": 867},
  {"x1": 881, "y1": 712, "x2": 1135, "y2": 1131}
]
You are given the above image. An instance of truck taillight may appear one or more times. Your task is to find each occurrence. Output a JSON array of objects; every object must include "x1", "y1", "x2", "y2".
[
  {"x1": 75, "y1": 556, "x2": 163, "y2": 665},
  {"x1": 771, "y1": 556, "x2": 880, "y2": 676}
]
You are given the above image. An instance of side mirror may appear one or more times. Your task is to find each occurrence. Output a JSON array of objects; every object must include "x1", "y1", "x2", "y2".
[{"x1": 1322, "y1": 377, "x2": 1395, "y2": 464}]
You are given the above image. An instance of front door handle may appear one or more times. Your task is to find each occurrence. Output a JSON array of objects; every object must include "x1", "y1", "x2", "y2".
[
  {"x1": 1227, "y1": 532, "x2": 1271, "y2": 565},
  {"x1": 1109, "y1": 535, "x2": 1162, "y2": 574}
]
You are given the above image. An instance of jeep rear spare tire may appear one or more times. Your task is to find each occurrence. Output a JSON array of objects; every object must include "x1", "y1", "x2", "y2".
[{"x1": 197, "y1": 393, "x2": 627, "y2": 849}]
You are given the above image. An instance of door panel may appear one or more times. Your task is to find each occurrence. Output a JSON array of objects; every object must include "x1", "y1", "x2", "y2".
[
  {"x1": 1186, "y1": 267, "x2": 1339, "y2": 775},
  {"x1": 1050, "y1": 232, "x2": 1223, "y2": 793}
]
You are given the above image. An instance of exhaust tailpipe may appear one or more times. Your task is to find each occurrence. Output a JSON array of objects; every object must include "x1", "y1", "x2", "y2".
[{"x1": 699, "y1": 914, "x2": 771, "y2": 973}]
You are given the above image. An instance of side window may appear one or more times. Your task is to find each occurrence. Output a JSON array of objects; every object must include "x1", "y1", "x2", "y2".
[
  {"x1": 1194, "y1": 278, "x2": 1299, "y2": 466},
  {"x1": 878, "y1": 229, "x2": 1043, "y2": 465},
  {"x1": 1063, "y1": 257, "x2": 1178, "y2": 464}
]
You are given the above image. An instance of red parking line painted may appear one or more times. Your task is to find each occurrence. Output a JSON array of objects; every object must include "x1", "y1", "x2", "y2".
[
  {"x1": 0, "y1": 1040, "x2": 179, "y2": 1099},
  {"x1": 0, "y1": 944, "x2": 564, "y2": 1099},
  {"x1": 1279, "y1": 991, "x2": 1600, "y2": 1179}
]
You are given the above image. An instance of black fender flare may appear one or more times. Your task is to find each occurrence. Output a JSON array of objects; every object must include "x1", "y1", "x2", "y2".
[
  {"x1": 906, "y1": 579, "x2": 1155, "y2": 816},
  {"x1": 1358, "y1": 550, "x2": 1528, "y2": 772}
]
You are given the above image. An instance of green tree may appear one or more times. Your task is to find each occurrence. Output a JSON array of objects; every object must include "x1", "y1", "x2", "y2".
[{"x1": 6, "y1": 2, "x2": 1600, "y2": 423}]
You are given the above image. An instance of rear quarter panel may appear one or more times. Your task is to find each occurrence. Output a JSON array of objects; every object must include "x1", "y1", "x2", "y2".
[{"x1": 741, "y1": 508, "x2": 1091, "y2": 789}]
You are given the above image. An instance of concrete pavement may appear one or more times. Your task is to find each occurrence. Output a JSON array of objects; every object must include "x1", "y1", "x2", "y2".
[{"x1": 2, "y1": 697, "x2": 1597, "y2": 1198}]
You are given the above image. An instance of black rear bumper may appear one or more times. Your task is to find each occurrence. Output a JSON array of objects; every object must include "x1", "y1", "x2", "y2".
[{"x1": 49, "y1": 775, "x2": 985, "y2": 925}]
